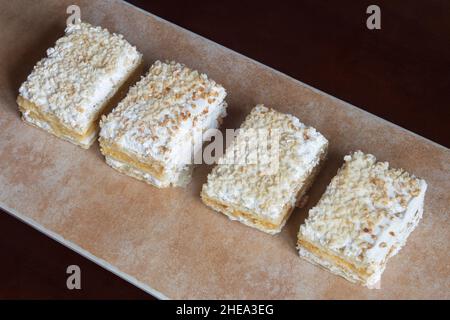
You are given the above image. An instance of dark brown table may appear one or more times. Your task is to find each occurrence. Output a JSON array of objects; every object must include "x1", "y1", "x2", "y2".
[{"x1": 1, "y1": 0, "x2": 448, "y2": 299}]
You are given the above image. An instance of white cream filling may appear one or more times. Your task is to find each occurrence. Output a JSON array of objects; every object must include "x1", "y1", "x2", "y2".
[
  {"x1": 166, "y1": 101, "x2": 227, "y2": 168},
  {"x1": 364, "y1": 179, "x2": 427, "y2": 284},
  {"x1": 366, "y1": 180, "x2": 427, "y2": 264},
  {"x1": 105, "y1": 156, "x2": 194, "y2": 188},
  {"x1": 105, "y1": 156, "x2": 167, "y2": 187},
  {"x1": 77, "y1": 53, "x2": 141, "y2": 129}
]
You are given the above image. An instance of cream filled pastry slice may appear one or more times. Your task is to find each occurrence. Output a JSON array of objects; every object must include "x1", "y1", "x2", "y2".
[
  {"x1": 17, "y1": 22, "x2": 143, "y2": 149},
  {"x1": 297, "y1": 151, "x2": 427, "y2": 288},
  {"x1": 201, "y1": 105, "x2": 328, "y2": 234},
  {"x1": 99, "y1": 60, "x2": 228, "y2": 188}
]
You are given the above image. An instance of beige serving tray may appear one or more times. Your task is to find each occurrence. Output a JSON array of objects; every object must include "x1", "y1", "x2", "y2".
[{"x1": 1, "y1": 0, "x2": 449, "y2": 299}]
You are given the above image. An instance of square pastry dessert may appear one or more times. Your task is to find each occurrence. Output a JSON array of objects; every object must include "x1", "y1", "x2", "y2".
[
  {"x1": 201, "y1": 105, "x2": 328, "y2": 234},
  {"x1": 17, "y1": 22, "x2": 143, "y2": 148},
  {"x1": 99, "y1": 60, "x2": 227, "y2": 188},
  {"x1": 297, "y1": 151, "x2": 427, "y2": 287}
]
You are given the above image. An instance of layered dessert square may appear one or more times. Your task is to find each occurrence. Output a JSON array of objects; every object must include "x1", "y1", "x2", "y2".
[
  {"x1": 17, "y1": 22, "x2": 143, "y2": 148},
  {"x1": 201, "y1": 105, "x2": 328, "y2": 234},
  {"x1": 99, "y1": 60, "x2": 227, "y2": 188},
  {"x1": 297, "y1": 151, "x2": 427, "y2": 287}
]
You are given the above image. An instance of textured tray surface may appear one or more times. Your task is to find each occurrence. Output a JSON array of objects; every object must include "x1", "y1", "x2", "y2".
[{"x1": 0, "y1": 0, "x2": 449, "y2": 299}]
